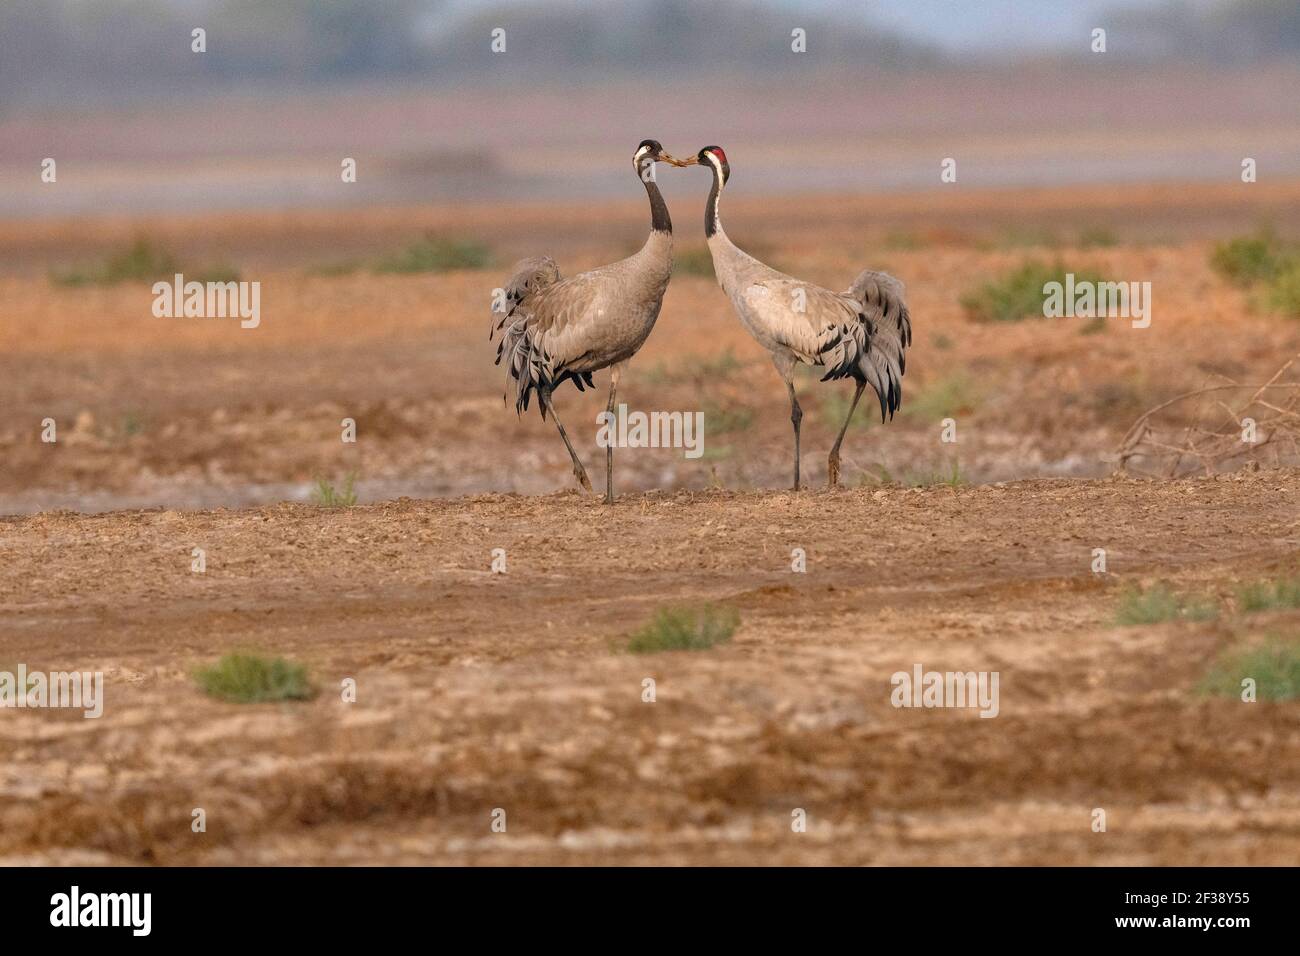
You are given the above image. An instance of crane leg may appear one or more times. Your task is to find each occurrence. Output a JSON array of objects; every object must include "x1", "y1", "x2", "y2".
[
  {"x1": 603, "y1": 364, "x2": 625, "y2": 505},
  {"x1": 786, "y1": 381, "x2": 803, "y2": 491},
  {"x1": 828, "y1": 382, "x2": 866, "y2": 488},
  {"x1": 542, "y1": 388, "x2": 593, "y2": 494}
]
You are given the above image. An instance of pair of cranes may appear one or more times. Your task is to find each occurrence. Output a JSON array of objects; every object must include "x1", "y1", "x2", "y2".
[{"x1": 490, "y1": 139, "x2": 912, "y2": 504}]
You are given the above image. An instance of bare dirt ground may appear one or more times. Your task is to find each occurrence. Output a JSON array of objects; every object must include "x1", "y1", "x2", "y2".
[
  {"x1": 2, "y1": 181, "x2": 1299, "y2": 514},
  {"x1": 1, "y1": 182, "x2": 1298, "y2": 864},
  {"x1": 0, "y1": 475, "x2": 1298, "y2": 865}
]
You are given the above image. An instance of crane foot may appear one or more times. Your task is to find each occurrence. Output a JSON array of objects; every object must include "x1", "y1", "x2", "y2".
[{"x1": 828, "y1": 454, "x2": 841, "y2": 488}]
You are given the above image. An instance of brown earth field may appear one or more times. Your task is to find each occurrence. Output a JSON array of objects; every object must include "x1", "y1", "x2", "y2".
[
  {"x1": 0, "y1": 181, "x2": 1298, "y2": 864},
  {"x1": 0, "y1": 475, "x2": 1298, "y2": 865}
]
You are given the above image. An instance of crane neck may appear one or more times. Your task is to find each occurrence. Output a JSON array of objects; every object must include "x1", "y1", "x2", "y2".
[
  {"x1": 642, "y1": 174, "x2": 671, "y2": 235},
  {"x1": 704, "y1": 167, "x2": 723, "y2": 239}
]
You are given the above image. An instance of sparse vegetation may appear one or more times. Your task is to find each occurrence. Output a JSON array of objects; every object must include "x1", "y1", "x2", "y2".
[
  {"x1": 1265, "y1": 260, "x2": 1300, "y2": 318},
  {"x1": 854, "y1": 460, "x2": 963, "y2": 488},
  {"x1": 1210, "y1": 229, "x2": 1289, "y2": 287},
  {"x1": 904, "y1": 372, "x2": 978, "y2": 422},
  {"x1": 645, "y1": 348, "x2": 744, "y2": 385},
  {"x1": 961, "y1": 261, "x2": 1108, "y2": 323},
  {"x1": 311, "y1": 472, "x2": 358, "y2": 508},
  {"x1": 374, "y1": 235, "x2": 493, "y2": 274},
  {"x1": 194, "y1": 653, "x2": 315, "y2": 703},
  {"x1": 51, "y1": 237, "x2": 239, "y2": 287},
  {"x1": 1237, "y1": 577, "x2": 1300, "y2": 613},
  {"x1": 1115, "y1": 583, "x2": 1217, "y2": 626},
  {"x1": 904, "y1": 460, "x2": 965, "y2": 488},
  {"x1": 1210, "y1": 229, "x2": 1300, "y2": 318},
  {"x1": 53, "y1": 237, "x2": 177, "y2": 287},
  {"x1": 626, "y1": 604, "x2": 739, "y2": 654},
  {"x1": 1076, "y1": 227, "x2": 1119, "y2": 248},
  {"x1": 1198, "y1": 639, "x2": 1300, "y2": 701},
  {"x1": 702, "y1": 400, "x2": 754, "y2": 435}
]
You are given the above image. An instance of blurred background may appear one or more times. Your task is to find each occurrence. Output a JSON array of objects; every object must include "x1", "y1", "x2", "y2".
[
  {"x1": 1, "y1": 0, "x2": 1298, "y2": 511},
  {"x1": 4, "y1": 0, "x2": 1300, "y2": 215}
]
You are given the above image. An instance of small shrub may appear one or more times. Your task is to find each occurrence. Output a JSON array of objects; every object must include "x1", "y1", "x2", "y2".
[
  {"x1": 961, "y1": 261, "x2": 1108, "y2": 323},
  {"x1": 1237, "y1": 578, "x2": 1300, "y2": 613},
  {"x1": 1115, "y1": 584, "x2": 1217, "y2": 626},
  {"x1": 1210, "y1": 230, "x2": 1288, "y2": 288},
  {"x1": 1264, "y1": 260, "x2": 1300, "y2": 318},
  {"x1": 626, "y1": 604, "x2": 739, "y2": 654},
  {"x1": 374, "y1": 235, "x2": 492, "y2": 274},
  {"x1": 904, "y1": 373, "x2": 978, "y2": 423},
  {"x1": 194, "y1": 653, "x2": 315, "y2": 703},
  {"x1": 52, "y1": 237, "x2": 179, "y2": 287},
  {"x1": 903, "y1": 460, "x2": 964, "y2": 488},
  {"x1": 1198, "y1": 640, "x2": 1300, "y2": 701},
  {"x1": 311, "y1": 472, "x2": 357, "y2": 508},
  {"x1": 51, "y1": 237, "x2": 239, "y2": 287}
]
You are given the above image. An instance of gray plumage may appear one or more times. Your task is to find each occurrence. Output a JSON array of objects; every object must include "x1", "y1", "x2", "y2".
[
  {"x1": 489, "y1": 139, "x2": 684, "y2": 502},
  {"x1": 708, "y1": 245, "x2": 911, "y2": 423},
  {"x1": 694, "y1": 145, "x2": 911, "y2": 488},
  {"x1": 490, "y1": 234, "x2": 672, "y2": 416}
]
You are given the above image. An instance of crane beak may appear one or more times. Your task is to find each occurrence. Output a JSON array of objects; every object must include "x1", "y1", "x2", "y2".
[{"x1": 661, "y1": 152, "x2": 698, "y2": 167}]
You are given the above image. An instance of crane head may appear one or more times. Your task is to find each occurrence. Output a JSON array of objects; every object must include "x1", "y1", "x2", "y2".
[
  {"x1": 695, "y1": 146, "x2": 729, "y2": 185},
  {"x1": 635, "y1": 140, "x2": 692, "y2": 173}
]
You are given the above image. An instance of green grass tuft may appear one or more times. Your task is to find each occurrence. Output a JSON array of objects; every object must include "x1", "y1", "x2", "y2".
[
  {"x1": 1237, "y1": 577, "x2": 1300, "y2": 613},
  {"x1": 1198, "y1": 639, "x2": 1300, "y2": 701},
  {"x1": 960, "y1": 261, "x2": 1109, "y2": 323},
  {"x1": 903, "y1": 372, "x2": 978, "y2": 423},
  {"x1": 194, "y1": 653, "x2": 315, "y2": 703},
  {"x1": 311, "y1": 472, "x2": 357, "y2": 508},
  {"x1": 52, "y1": 237, "x2": 179, "y2": 287},
  {"x1": 1264, "y1": 259, "x2": 1300, "y2": 318},
  {"x1": 903, "y1": 460, "x2": 965, "y2": 488},
  {"x1": 51, "y1": 237, "x2": 240, "y2": 287},
  {"x1": 1210, "y1": 229, "x2": 1289, "y2": 288},
  {"x1": 374, "y1": 235, "x2": 493, "y2": 274},
  {"x1": 1115, "y1": 583, "x2": 1217, "y2": 626},
  {"x1": 626, "y1": 604, "x2": 739, "y2": 654}
]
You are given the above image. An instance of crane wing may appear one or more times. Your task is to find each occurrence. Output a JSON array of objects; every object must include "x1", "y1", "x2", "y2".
[
  {"x1": 737, "y1": 279, "x2": 869, "y2": 376},
  {"x1": 491, "y1": 258, "x2": 604, "y2": 416},
  {"x1": 844, "y1": 270, "x2": 911, "y2": 421}
]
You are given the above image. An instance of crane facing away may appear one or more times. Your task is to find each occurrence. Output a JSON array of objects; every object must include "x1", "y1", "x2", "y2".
[
  {"x1": 490, "y1": 140, "x2": 691, "y2": 504},
  {"x1": 683, "y1": 145, "x2": 912, "y2": 490}
]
